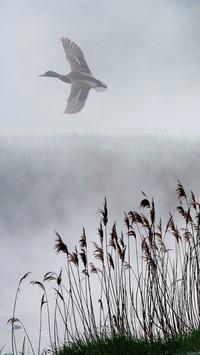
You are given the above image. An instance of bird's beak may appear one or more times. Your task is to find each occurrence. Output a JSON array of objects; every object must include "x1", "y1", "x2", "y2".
[{"x1": 38, "y1": 73, "x2": 45, "y2": 77}]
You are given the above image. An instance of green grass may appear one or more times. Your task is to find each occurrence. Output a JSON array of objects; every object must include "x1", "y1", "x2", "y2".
[{"x1": 55, "y1": 330, "x2": 200, "y2": 355}]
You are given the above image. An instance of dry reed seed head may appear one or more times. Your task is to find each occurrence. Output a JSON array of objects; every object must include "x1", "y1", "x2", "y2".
[
  {"x1": 80, "y1": 248, "x2": 87, "y2": 268},
  {"x1": 19, "y1": 272, "x2": 31, "y2": 285},
  {"x1": 157, "y1": 218, "x2": 162, "y2": 234},
  {"x1": 108, "y1": 238, "x2": 116, "y2": 250},
  {"x1": 190, "y1": 191, "x2": 197, "y2": 210},
  {"x1": 172, "y1": 227, "x2": 181, "y2": 243},
  {"x1": 176, "y1": 180, "x2": 187, "y2": 199},
  {"x1": 147, "y1": 229, "x2": 154, "y2": 246},
  {"x1": 150, "y1": 199, "x2": 155, "y2": 218},
  {"x1": 121, "y1": 246, "x2": 126, "y2": 261},
  {"x1": 79, "y1": 227, "x2": 87, "y2": 248},
  {"x1": 166, "y1": 215, "x2": 181, "y2": 242},
  {"x1": 150, "y1": 199, "x2": 155, "y2": 224},
  {"x1": 98, "y1": 220, "x2": 104, "y2": 244},
  {"x1": 182, "y1": 229, "x2": 192, "y2": 241},
  {"x1": 141, "y1": 239, "x2": 157, "y2": 270},
  {"x1": 54, "y1": 232, "x2": 69, "y2": 255},
  {"x1": 116, "y1": 241, "x2": 126, "y2": 261},
  {"x1": 108, "y1": 253, "x2": 114, "y2": 269},
  {"x1": 124, "y1": 212, "x2": 130, "y2": 230},
  {"x1": 186, "y1": 209, "x2": 193, "y2": 224},
  {"x1": 30, "y1": 281, "x2": 45, "y2": 292},
  {"x1": 7, "y1": 317, "x2": 21, "y2": 325},
  {"x1": 90, "y1": 263, "x2": 102, "y2": 274},
  {"x1": 195, "y1": 212, "x2": 200, "y2": 227},
  {"x1": 177, "y1": 205, "x2": 192, "y2": 223},
  {"x1": 141, "y1": 238, "x2": 148, "y2": 253},
  {"x1": 141, "y1": 215, "x2": 150, "y2": 229},
  {"x1": 129, "y1": 210, "x2": 144, "y2": 225},
  {"x1": 69, "y1": 251, "x2": 79, "y2": 266},
  {"x1": 82, "y1": 269, "x2": 89, "y2": 276},
  {"x1": 140, "y1": 198, "x2": 150, "y2": 209},
  {"x1": 176, "y1": 206, "x2": 188, "y2": 220},
  {"x1": 156, "y1": 234, "x2": 168, "y2": 253},
  {"x1": 165, "y1": 214, "x2": 174, "y2": 233},
  {"x1": 141, "y1": 190, "x2": 148, "y2": 198},
  {"x1": 119, "y1": 232, "x2": 125, "y2": 248},
  {"x1": 93, "y1": 242, "x2": 104, "y2": 262},
  {"x1": 110, "y1": 222, "x2": 118, "y2": 242},
  {"x1": 57, "y1": 269, "x2": 62, "y2": 285},
  {"x1": 40, "y1": 294, "x2": 46, "y2": 308},
  {"x1": 90, "y1": 262, "x2": 98, "y2": 274},
  {"x1": 151, "y1": 258, "x2": 157, "y2": 272},
  {"x1": 133, "y1": 212, "x2": 143, "y2": 224},
  {"x1": 127, "y1": 211, "x2": 135, "y2": 224},
  {"x1": 43, "y1": 271, "x2": 58, "y2": 282},
  {"x1": 127, "y1": 229, "x2": 136, "y2": 238},
  {"x1": 99, "y1": 198, "x2": 108, "y2": 226}
]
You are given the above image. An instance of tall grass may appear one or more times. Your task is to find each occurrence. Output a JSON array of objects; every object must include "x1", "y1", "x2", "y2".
[{"x1": 8, "y1": 181, "x2": 200, "y2": 353}]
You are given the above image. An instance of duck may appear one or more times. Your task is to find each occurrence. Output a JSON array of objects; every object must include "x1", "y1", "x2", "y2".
[{"x1": 39, "y1": 37, "x2": 107, "y2": 114}]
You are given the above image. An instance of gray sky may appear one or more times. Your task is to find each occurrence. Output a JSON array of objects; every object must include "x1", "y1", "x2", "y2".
[{"x1": 1, "y1": 0, "x2": 200, "y2": 135}]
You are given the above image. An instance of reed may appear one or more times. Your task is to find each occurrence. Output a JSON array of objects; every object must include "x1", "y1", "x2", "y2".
[{"x1": 8, "y1": 181, "x2": 200, "y2": 353}]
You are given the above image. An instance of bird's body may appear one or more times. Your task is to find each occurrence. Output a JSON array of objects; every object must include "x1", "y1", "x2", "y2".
[{"x1": 39, "y1": 37, "x2": 107, "y2": 114}]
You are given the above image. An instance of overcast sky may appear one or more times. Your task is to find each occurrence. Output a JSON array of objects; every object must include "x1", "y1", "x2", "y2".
[{"x1": 0, "y1": 0, "x2": 200, "y2": 135}]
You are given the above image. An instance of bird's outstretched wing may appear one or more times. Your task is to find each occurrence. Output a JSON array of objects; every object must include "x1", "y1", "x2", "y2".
[
  {"x1": 61, "y1": 37, "x2": 92, "y2": 75},
  {"x1": 64, "y1": 85, "x2": 91, "y2": 114}
]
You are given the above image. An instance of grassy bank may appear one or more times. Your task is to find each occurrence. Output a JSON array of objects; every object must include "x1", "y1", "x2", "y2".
[
  {"x1": 57, "y1": 331, "x2": 200, "y2": 355},
  {"x1": 8, "y1": 181, "x2": 200, "y2": 354}
]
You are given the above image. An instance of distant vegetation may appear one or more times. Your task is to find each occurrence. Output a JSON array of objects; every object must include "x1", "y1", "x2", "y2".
[{"x1": 7, "y1": 181, "x2": 200, "y2": 354}]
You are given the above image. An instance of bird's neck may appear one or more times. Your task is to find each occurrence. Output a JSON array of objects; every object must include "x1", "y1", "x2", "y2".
[
  {"x1": 48, "y1": 72, "x2": 71, "y2": 83},
  {"x1": 59, "y1": 74, "x2": 71, "y2": 84},
  {"x1": 48, "y1": 71, "x2": 61, "y2": 78}
]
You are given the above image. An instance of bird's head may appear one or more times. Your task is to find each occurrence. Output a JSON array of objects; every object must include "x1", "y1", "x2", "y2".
[
  {"x1": 95, "y1": 80, "x2": 107, "y2": 92},
  {"x1": 39, "y1": 71, "x2": 60, "y2": 78}
]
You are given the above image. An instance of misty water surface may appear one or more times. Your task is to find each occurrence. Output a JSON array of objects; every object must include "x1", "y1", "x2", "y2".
[{"x1": 1, "y1": 129, "x2": 200, "y2": 351}]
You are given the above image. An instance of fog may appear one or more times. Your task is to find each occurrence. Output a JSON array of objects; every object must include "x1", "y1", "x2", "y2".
[
  {"x1": 1, "y1": 1, "x2": 200, "y2": 133},
  {"x1": 1, "y1": 129, "x2": 200, "y2": 351},
  {"x1": 1, "y1": 0, "x2": 200, "y2": 352}
]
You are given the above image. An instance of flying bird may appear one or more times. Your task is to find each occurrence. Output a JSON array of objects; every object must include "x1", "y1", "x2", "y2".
[{"x1": 39, "y1": 37, "x2": 107, "y2": 114}]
